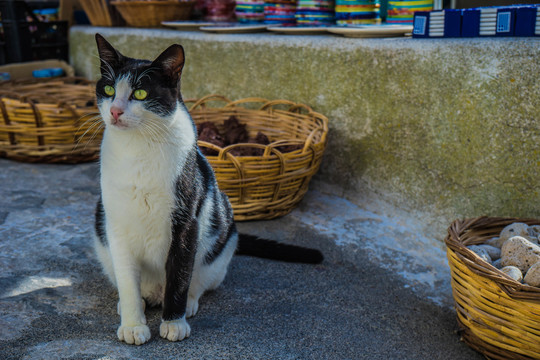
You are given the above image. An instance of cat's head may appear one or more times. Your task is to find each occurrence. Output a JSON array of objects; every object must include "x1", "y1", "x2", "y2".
[{"x1": 95, "y1": 33, "x2": 185, "y2": 131}]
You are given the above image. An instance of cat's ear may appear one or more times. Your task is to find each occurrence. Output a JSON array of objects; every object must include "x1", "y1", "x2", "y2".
[
  {"x1": 95, "y1": 33, "x2": 125, "y2": 75},
  {"x1": 152, "y1": 44, "x2": 185, "y2": 82}
]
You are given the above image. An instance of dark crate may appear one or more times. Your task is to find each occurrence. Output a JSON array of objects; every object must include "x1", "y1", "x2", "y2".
[
  {"x1": 2, "y1": 20, "x2": 68, "y2": 63},
  {"x1": 0, "y1": 1, "x2": 68, "y2": 64}
]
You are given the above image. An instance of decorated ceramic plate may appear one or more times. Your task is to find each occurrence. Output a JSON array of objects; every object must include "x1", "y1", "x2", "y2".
[
  {"x1": 267, "y1": 26, "x2": 330, "y2": 34},
  {"x1": 327, "y1": 25, "x2": 413, "y2": 38},
  {"x1": 161, "y1": 20, "x2": 216, "y2": 30},
  {"x1": 200, "y1": 24, "x2": 268, "y2": 33}
]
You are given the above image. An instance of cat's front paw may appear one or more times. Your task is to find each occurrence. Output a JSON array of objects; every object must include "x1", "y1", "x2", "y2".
[
  {"x1": 117, "y1": 324, "x2": 151, "y2": 345},
  {"x1": 160, "y1": 317, "x2": 191, "y2": 342}
]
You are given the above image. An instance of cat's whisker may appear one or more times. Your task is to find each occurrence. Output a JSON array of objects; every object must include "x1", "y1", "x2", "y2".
[
  {"x1": 135, "y1": 67, "x2": 159, "y2": 88},
  {"x1": 76, "y1": 116, "x2": 102, "y2": 145},
  {"x1": 141, "y1": 121, "x2": 168, "y2": 160},
  {"x1": 81, "y1": 116, "x2": 102, "y2": 127},
  {"x1": 77, "y1": 113, "x2": 102, "y2": 128},
  {"x1": 77, "y1": 114, "x2": 102, "y2": 133},
  {"x1": 143, "y1": 117, "x2": 168, "y2": 138},
  {"x1": 88, "y1": 122, "x2": 105, "y2": 145},
  {"x1": 92, "y1": 53, "x2": 116, "y2": 82},
  {"x1": 76, "y1": 119, "x2": 104, "y2": 151}
]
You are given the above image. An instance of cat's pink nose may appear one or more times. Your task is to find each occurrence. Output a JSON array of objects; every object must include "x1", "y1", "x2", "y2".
[{"x1": 110, "y1": 107, "x2": 124, "y2": 122}]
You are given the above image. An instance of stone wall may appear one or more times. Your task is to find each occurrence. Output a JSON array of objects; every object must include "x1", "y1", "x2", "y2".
[{"x1": 70, "y1": 26, "x2": 540, "y2": 240}]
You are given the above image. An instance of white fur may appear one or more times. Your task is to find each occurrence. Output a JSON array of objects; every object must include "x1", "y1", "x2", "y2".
[
  {"x1": 160, "y1": 316, "x2": 191, "y2": 342},
  {"x1": 95, "y1": 77, "x2": 236, "y2": 345}
]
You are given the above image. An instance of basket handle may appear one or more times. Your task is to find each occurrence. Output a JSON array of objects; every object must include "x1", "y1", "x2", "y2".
[
  {"x1": 304, "y1": 114, "x2": 329, "y2": 151},
  {"x1": 0, "y1": 98, "x2": 15, "y2": 145},
  {"x1": 259, "y1": 99, "x2": 314, "y2": 114},
  {"x1": 185, "y1": 94, "x2": 231, "y2": 112},
  {"x1": 217, "y1": 142, "x2": 288, "y2": 203},
  {"x1": 224, "y1": 97, "x2": 273, "y2": 108},
  {"x1": 186, "y1": 95, "x2": 317, "y2": 116}
]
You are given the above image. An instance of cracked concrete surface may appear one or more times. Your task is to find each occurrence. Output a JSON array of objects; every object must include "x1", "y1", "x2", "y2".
[{"x1": 0, "y1": 159, "x2": 482, "y2": 359}]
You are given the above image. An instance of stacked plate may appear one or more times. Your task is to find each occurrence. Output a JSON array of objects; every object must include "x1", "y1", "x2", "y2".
[
  {"x1": 235, "y1": 0, "x2": 265, "y2": 23},
  {"x1": 264, "y1": 0, "x2": 297, "y2": 26},
  {"x1": 387, "y1": 0, "x2": 433, "y2": 24},
  {"x1": 295, "y1": 0, "x2": 334, "y2": 26},
  {"x1": 335, "y1": 0, "x2": 381, "y2": 26},
  {"x1": 205, "y1": 0, "x2": 237, "y2": 21}
]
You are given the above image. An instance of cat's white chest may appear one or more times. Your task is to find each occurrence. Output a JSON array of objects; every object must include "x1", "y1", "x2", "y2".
[{"x1": 101, "y1": 132, "x2": 179, "y2": 264}]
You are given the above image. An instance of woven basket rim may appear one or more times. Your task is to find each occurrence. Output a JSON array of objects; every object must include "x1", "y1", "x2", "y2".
[
  {"x1": 446, "y1": 216, "x2": 540, "y2": 301},
  {"x1": 185, "y1": 94, "x2": 329, "y2": 221},
  {"x1": 186, "y1": 94, "x2": 329, "y2": 158},
  {"x1": 0, "y1": 77, "x2": 100, "y2": 164}
]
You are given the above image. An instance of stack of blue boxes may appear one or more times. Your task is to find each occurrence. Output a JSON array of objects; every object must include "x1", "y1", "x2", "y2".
[{"x1": 412, "y1": 4, "x2": 539, "y2": 38}]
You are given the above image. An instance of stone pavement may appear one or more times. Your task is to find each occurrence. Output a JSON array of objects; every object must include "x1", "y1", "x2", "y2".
[{"x1": 0, "y1": 159, "x2": 482, "y2": 359}]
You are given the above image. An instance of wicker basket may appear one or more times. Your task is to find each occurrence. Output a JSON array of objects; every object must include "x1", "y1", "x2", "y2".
[
  {"x1": 79, "y1": 0, "x2": 114, "y2": 26},
  {"x1": 0, "y1": 77, "x2": 101, "y2": 163},
  {"x1": 445, "y1": 216, "x2": 540, "y2": 360},
  {"x1": 186, "y1": 95, "x2": 329, "y2": 221},
  {"x1": 111, "y1": 0, "x2": 195, "y2": 27}
]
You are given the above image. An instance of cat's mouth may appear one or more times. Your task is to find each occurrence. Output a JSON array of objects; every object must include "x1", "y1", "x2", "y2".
[{"x1": 110, "y1": 118, "x2": 129, "y2": 129}]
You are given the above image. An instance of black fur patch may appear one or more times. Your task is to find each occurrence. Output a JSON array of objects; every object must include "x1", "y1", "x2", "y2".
[
  {"x1": 95, "y1": 197, "x2": 107, "y2": 246},
  {"x1": 163, "y1": 215, "x2": 198, "y2": 321},
  {"x1": 204, "y1": 193, "x2": 236, "y2": 265},
  {"x1": 162, "y1": 146, "x2": 208, "y2": 320}
]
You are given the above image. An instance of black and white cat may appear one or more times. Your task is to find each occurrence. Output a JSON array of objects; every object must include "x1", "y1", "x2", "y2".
[{"x1": 93, "y1": 34, "x2": 322, "y2": 345}]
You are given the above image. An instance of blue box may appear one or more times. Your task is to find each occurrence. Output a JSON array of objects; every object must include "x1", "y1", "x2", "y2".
[
  {"x1": 461, "y1": 9, "x2": 480, "y2": 37},
  {"x1": 462, "y1": 7, "x2": 516, "y2": 37},
  {"x1": 514, "y1": 6, "x2": 538, "y2": 37},
  {"x1": 412, "y1": 11, "x2": 431, "y2": 38},
  {"x1": 443, "y1": 9, "x2": 462, "y2": 37},
  {"x1": 413, "y1": 4, "x2": 538, "y2": 39},
  {"x1": 412, "y1": 9, "x2": 461, "y2": 38},
  {"x1": 494, "y1": 8, "x2": 515, "y2": 36}
]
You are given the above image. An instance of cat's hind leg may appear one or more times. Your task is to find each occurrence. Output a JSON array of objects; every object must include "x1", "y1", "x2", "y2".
[
  {"x1": 186, "y1": 230, "x2": 238, "y2": 318},
  {"x1": 140, "y1": 270, "x2": 165, "y2": 308},
  {"x1": 94, "y1": 235, "x2": 117, "y2": 287}
]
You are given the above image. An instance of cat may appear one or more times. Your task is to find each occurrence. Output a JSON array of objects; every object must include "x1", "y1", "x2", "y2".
[{"x1": 92, "y1": 33, "x2": 323, "y2": 346}]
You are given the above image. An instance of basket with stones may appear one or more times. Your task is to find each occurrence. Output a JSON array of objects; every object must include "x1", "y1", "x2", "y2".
[{"x1": 445, "y1": 216, "x2": 540, "y2": 360}]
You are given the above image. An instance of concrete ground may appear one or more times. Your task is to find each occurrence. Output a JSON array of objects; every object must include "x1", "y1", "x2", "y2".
[{"x1": 0, "y1": 158, "x2": 482, "y2": 360}]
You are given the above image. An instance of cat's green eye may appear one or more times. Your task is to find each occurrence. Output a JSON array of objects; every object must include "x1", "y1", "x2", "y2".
[
  {"x1": 133, "y1": 89, "x2": 147, "y2": 100},
  {"x1": 104, "y1": 85, "x2": 115, "y2": 97}
]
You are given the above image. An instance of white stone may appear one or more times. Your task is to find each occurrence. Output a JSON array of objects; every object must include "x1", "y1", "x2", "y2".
[
  {"x1": 524, "y1": 262, "x2": 540, "y2": 287},
  {"x1": 477, "y1": 244, "x2": 501, "y2": 260},
  {"x1": 528, "y1": 225, "x2": 540, "y2": 243},
  {"x1": 467, "y1": 245, "x2": 492, "y2": 264},
  {"x1": 496, "y1": 223, "x2": 531, "y2": 248},
  {"x1": 485, "y1": 237, "x2": 501, "y2": 248},
  {"x1": 500, "y1": 266, "x2": 523, "y2": 282},
  {"x1": 501, "y1": 236, "x2": 540, "y2": 273}
]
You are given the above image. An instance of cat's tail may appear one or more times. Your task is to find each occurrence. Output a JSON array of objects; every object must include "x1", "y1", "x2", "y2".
[{"x1": 236, "y1": 234, "x2": 324, "y2": 264}]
